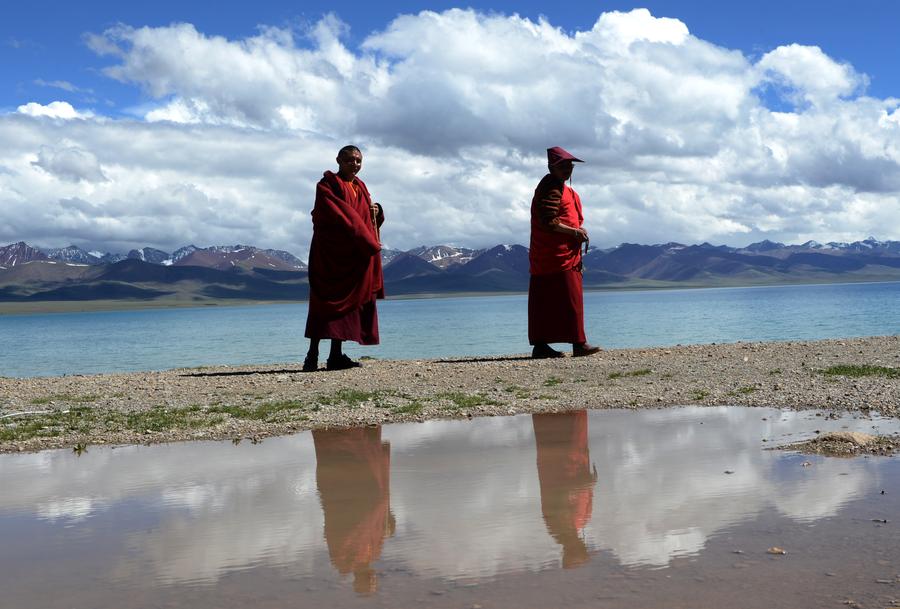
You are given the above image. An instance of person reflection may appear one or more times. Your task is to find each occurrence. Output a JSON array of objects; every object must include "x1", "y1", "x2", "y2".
[
  {"x1": 313, "y1": 426, "x2": 395, "y2": 595},
  {"x1": 533, "y1": 410, "x2": 598, "y2": 568}
]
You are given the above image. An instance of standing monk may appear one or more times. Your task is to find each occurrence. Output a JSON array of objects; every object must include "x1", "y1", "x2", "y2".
[
  {"x1": 528, "y1": 146, "x2": 601, "y2": 359},
  {"x1": 303, "y1": 145, "x2": 385, "y2": 372}
]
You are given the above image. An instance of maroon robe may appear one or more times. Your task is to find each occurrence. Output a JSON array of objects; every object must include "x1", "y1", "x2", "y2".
[
  {"x1": 305, "y1": 170, "x2": 385, "y2": 344},
  {"x1": 528, "y1": 174, "x2": 586, "y2": 345}
]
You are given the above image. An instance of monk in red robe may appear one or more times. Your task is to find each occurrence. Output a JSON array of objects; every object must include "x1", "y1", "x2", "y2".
[
  {"x1": 528, "y1": 146, "x2": 601, "y2": 358},
  {"x1": 304, "y1": 145, "x2": 385, "y2": 371}
]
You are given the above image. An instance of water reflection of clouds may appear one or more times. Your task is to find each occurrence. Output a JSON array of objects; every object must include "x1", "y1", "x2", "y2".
[
  {"x1": 585, "y1": 408, "x2": 877, "y2": 567},
  {"x1": 0, "y1": 408, "x2": 891, "y2": 587}
]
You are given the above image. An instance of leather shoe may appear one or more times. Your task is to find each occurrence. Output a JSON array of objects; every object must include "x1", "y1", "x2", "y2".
[
  {"x1": 327, "y1": 354, "x2": 362, "y2": 371},
  {"x1": 302, "y1": 355, "x2": 318, "y2": 372},
  {"x1": 573, "y1": 342, "x2": 601, "y2": 357},
  {"x1": 532, "y1": 343, "x2": 564, "y2": 359}
]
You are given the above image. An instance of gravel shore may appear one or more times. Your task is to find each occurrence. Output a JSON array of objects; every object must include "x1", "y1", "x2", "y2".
[{"x1": 2, "y1": 336, "x2": 898, "y2": 453}]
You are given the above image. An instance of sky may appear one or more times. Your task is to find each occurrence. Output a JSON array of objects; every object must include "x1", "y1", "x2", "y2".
[{"x1": 3, "y1": 1, "x2": 900, "y2": 258}]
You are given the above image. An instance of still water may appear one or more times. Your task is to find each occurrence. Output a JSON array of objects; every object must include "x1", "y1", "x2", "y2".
[
  {"x1": 2, "y1": 281, "x2": 899, "y2": 377},
  {"x1": 1, "y1": 407, "x2": 898, "y2": 608}
]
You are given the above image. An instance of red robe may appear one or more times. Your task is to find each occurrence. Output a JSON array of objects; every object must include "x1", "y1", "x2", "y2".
[
  {"x1": 528, "y1": 174, "x2": 586, "y2": 345},
  {"x1": 305, "y1": 171, "x2": 385, "y2": 344}
]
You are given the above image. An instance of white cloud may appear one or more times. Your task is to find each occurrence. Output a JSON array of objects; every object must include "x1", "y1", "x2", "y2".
[
  {"x1": 17, "y1": 101, "x2": 93, "y2": 120},
  {"x1": 756, "y1": 44, "x2": 866, "y2": 107},
  {"x1": 2, "y1": 8, "x2": 899, "y2": 255},
  {"x1": 32, "y1": 143, "x2": 107, "y2": 182},
  {"x1": 33, "y1": 79, "x2": 93, "y2": 94}
]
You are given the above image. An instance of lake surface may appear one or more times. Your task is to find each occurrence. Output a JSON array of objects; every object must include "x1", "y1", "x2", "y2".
[
  {"x1": 1, "y1": 407, "x2": 898, "y2": 608},
  {"x1": 1, "y1": 281, "x2": 899, "y2": 377}
]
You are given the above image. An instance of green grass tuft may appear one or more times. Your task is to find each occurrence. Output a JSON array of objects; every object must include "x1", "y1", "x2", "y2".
[
  {"x1": 609, "y1": 369, "x2": 652, "y2": 380},
  {"x1": 691, "y1": 389, "x2": 711, "y2": 401},
  {"x1": 822, "y1": 365, "x2": 900, "y2": 379},
  {"x1": 437, "y1": 392, "x2": 500, "y2": 410}
]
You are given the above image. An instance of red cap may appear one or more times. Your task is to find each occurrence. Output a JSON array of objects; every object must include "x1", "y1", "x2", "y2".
[{"x1": 547, "y1": 146, "x2": 584, "y2": 166}]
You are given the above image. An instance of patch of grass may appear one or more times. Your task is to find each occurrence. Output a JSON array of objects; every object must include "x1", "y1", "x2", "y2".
[
  {"x1": 543, "y1": 376, "x2": 563, "y2": 387},
  {"x1": 437, "y1": 392, "x2": 500, "y2": 410},
  {"x1": 504, "y1": 385, "x2": 531, "y2": 399},
  {"x1": 822, "y1": 365, "x2": 900, "y2": 379},
  {"x1": 317, "y1": 389, "x2": 383, "y2": 407},
  {"x1": 392, "y1": 401, "x2": 424, "y2": 416},
  {"x1": 661, "y1": 373, "x2": 674, "y2": 379},
  {"x1": 125, "y1": 407, "x2": 205, "y2": 432},
  {"x1": 208, "y1": 399, "x2": 311, "y2": 422},
  {"x1": 727, "y1": 386, "x2": 758, "y2": 397},
  {"x1": 608, "y1": 369, "x2": 652, "y2": 380},
  {"x1": 691, "y1": 389, "x2": 711, "y2": 401},
  {"x1": 1, "y1": 403, "x2": 226, "y2": 443},
  {"x1": 768, "y1": 368, "x2": 782, "y2": 375},
  {"x1": 29, "y1": 393, "x2": 99, "y2": 405}
]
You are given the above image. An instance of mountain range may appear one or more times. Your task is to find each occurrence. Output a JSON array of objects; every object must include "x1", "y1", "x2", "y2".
[{"x1": 1, "y1": 238, "x2": 899, "y2": 303}]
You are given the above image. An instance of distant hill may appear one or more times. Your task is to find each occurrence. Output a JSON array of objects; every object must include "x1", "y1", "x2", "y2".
[{"x1": 2, "y1": 237, "x2": 900, "y2": 303}]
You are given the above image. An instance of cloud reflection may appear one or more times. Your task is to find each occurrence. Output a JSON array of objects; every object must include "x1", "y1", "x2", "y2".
[{"x1": 0, "y1": 407, "x2": 889, "y2": 590}]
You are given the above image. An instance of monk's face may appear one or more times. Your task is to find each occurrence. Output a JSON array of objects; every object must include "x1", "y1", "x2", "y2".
[
  {"x1": 550, "y1": 160, "x2": 574, "y2": 181},
  {"x1": 337, "y1": 149, "x2": 363, "y2": 180}
]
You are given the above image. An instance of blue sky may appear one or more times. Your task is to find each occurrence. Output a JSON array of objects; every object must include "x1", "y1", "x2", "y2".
[{"x1": 2, "y1": 1, "x2": 899, "y2": 255}]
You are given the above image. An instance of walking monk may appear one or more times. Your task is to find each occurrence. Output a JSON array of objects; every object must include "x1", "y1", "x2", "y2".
[
  {"x1": 303, "y1": 145, "x2": 385, "y2": 371},
  {"x1": 528, "y1": 146, "x2": 601, "y2": 358}
]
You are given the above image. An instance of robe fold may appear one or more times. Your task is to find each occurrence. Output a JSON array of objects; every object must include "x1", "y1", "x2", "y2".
[
  {"x1": 528, "y1": 174, "x2": 587, "y2": 345},
  {"x1": 305, "y1": 170, "x2": 384, "y2": 345}
]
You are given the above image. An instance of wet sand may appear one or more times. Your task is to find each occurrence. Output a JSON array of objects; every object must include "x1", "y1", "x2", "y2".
[{"x1": 1, "y1": 335, "x2": 898, "y2": 453}]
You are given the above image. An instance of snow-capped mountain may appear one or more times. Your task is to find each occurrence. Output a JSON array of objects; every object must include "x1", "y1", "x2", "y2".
[
  {"x1": 127, "y1": 247, "x2": 171, "y2": 264},
  {"x1": 43, "y1": 245, "x2": 103, "y2": 265},
  {"x1": 0, "y1": 242, "x2": 47, "y2": 268},
  {"x1": 406, "y1": 245, "x2": 483, "y2": 269}
]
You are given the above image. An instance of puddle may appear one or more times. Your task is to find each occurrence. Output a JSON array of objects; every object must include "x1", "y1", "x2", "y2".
[{"x1": 1, "y1": 407, "x2": 898, "y2": 608}]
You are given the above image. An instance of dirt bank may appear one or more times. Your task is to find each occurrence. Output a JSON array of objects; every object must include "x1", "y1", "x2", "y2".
[{"x1": 2, "y1": 336, "x2": 898, "y2": 453}]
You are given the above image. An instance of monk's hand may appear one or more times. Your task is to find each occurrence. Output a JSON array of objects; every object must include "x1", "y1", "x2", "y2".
[{"x1": 573, "y1": 227, "x2": 589, "y2": 243}]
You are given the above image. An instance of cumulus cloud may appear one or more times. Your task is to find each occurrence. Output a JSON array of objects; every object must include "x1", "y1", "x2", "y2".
[
  {"x1": 2, "y1": 8, "x2": 900, "y2": 256},
  {"x1": 16, "y1": 101, "x2": 93, "y2": 120},
  {"x1": 755, "y1": 44, "x2": 866, "y2": 108}
]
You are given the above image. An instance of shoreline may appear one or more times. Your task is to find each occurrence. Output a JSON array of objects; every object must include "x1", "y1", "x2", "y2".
[{"x1": 1, "y1": 336, "x2": 898, "y2": 454}]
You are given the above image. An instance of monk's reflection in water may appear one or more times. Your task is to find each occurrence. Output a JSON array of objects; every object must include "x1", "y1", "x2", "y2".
[
  {"x1": 313, "y1": 427, "x2": 395, "y2": 595},
  {"x1": 533, "y1": 410, "x2": 598, "y2": 568}
]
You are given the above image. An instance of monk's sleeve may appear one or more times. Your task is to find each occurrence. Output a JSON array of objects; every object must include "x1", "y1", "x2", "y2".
[{"x1": 534, "y1": 180, "x2": 563, "y2": 231}]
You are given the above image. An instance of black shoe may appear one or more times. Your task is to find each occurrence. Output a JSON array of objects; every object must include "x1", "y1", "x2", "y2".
[
  {"x1": 302, "y1": 355, "x2": 318, "y2": 372},
  {"x1": 532, "y1": 343, "x2": 564, "y2": 359},
  {"x1": 573, "y1": 342, "x2": 601, "y2": 357},
  {"x1": 326, "y1": 353, "x2": 362, "y2": 371}
]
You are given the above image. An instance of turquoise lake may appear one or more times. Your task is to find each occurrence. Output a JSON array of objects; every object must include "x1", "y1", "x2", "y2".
[{"x1": 1, "y1": 281, "x2": 898, "y2": 378}]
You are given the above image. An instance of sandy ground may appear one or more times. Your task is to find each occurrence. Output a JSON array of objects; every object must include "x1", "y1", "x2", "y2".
[{"x1": 1, "y1": 336, "x2": 898, "y2": 453}]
